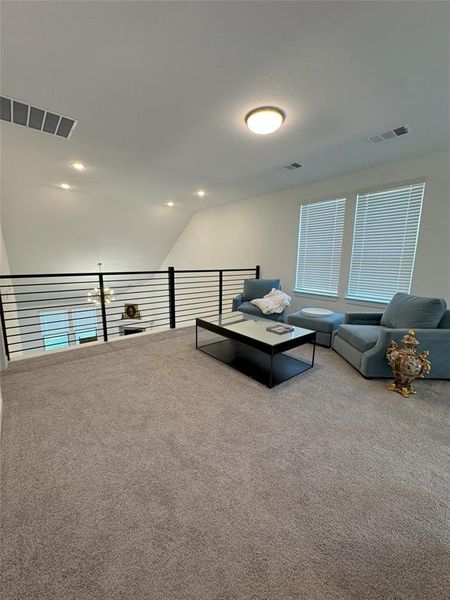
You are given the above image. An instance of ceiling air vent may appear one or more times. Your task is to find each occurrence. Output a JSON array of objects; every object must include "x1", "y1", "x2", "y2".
[
  {"x1": 366, "y1": 124, "x2": 410, "y2": 144},
  {"x1": 276, "y1": 162, "x2": 304, "y2": 173},
  {"x1": 0, "y1": 95, "x2": 78, "y2": 138}
]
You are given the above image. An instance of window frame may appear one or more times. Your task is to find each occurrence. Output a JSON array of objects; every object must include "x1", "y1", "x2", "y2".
[
  {"x1": 40, "y1": 309, "x2": 70, "y2": 351},
  {"x1": 345, "y1": 180, "x2": 425, "y2": 304},
  {"x1": 72, "y1": 307, "x2": 98, "y2": 344},
  {"x1": 39, "y1": 306, "x2": 98, "y2": 351},
  {"x1": 294, "y1": 197, "x2": 347, "y2": 298}
]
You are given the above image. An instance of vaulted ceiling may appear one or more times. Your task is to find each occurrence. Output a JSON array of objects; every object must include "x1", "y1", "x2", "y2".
[{"x1": 1, "y1": 1, "x2": 449, "y2": 271}]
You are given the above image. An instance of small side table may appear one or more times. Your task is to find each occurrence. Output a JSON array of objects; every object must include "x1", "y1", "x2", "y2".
[{"x1": 118, "y1": 319, "x2": 148, "y2": 336}]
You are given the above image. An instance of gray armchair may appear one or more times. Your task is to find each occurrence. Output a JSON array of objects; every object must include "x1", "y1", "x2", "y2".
[
  {"x1": 232, "y1": 279, "x2": 285, "y2": 322},
  {"x1": 332, "y1": 293, "x2": 450, "y2": 379}
]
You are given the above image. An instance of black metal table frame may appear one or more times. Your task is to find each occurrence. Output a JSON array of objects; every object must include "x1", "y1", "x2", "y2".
[{"x1": 196, "y1": 317, "x2": 316, "y2": 388}]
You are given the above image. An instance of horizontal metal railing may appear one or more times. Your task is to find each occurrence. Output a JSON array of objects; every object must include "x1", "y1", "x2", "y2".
[{"x1": 0, "y1": 266, "x2": 260, "y2": 360}]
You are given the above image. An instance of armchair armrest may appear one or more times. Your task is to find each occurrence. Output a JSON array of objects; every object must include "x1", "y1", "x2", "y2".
[
  {"x1": 362, "y1": 327, "x2": 450, "y2": 379},
  {"x1": 232, "y1": 293, "x2": 244, "y2": 311},
  {"x1": 344, "y1": 312, "x2": 383, "y2": 325},
  {"x1": 369, "y1": 327, "x2": 450, "y2": 354}
]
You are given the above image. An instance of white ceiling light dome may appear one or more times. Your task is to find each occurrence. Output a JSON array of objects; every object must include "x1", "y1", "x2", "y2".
[
  {"x1": 245, "y1": 106, "x2": 285, "y2": 135},
  {"x1": 71, "y1": 161, "x2": 86, "y2": 171}
]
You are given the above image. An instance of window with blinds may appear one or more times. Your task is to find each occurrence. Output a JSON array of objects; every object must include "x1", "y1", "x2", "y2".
[
  {"x1": 295, "y1": 198, "x2": 346, "y2": 296},
  {"x1": 347, "y1": 182, "x2": 425, "y2": 303},
  {"x1": 40, "y1": 310, "x2": 69, "y2": 350}
]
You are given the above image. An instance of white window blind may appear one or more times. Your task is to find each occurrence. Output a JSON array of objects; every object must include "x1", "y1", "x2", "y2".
[
  {"x1": 295, "y1": 198, "x2": 346, "y2": 296},
  {"x1": 347, "y1": 182, "x2": 425, "y2": 303}
]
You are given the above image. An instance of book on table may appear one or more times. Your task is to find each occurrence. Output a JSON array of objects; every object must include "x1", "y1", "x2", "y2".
[{"x1": 266, "y1": 324, "x2": 295, "y2": 335}]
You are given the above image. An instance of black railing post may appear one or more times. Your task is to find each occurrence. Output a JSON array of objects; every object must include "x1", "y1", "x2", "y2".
[
  {"x1": 168, "y1": 267, "x2": 176, "y2": 328},
  {"x1": 98, "y1": 273, "x2": 109, "y2": 342},
  {"x1": 218, "y1": 270, "x2": 223, "y2": 314},
  {"x1": 255, "y1": 265, "x2": 260, "y2": 279},
  {"x1": 0, "y1": 288, "x2": 10, "y2": 361}
]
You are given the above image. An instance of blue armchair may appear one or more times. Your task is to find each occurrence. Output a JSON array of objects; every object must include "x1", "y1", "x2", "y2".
[
  {"x1": 232, "y1": 279, "x2": 285, "y2": 322},
  {"x1": 332, "y1": 293, "x2": 450, "y2": 379}
]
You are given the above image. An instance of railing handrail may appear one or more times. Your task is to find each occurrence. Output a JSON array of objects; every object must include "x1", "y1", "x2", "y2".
[
  {"x1": 0, "y1": 265, "x2": 261, "y2": 362},
  {"x1": 0, "y1": 267, "x2": 257, "y2": 279},
  {"x1": 174, "y1": 268, "x2": 257, "y2": 274}
]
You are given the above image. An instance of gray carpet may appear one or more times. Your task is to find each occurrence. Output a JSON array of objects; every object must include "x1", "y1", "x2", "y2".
[{"x1": 1, "y1": 327, "x2": 449, "y2": 600}]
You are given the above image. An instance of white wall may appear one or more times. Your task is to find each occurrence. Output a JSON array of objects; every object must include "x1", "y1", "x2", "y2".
[
  {"x1": 1, "y1": 182, "x2": 193, "y2": 274},
  {"x1": 161, "y1": 151, "x2": 450, "y2": 314}
]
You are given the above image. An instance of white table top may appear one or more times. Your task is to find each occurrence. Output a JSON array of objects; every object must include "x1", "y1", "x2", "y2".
[{"x1": 300, "y1": 307, "x2": 333, "y2": 317}]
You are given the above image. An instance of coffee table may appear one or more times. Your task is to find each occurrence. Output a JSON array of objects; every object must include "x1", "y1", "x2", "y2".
[{"x1": 196, "y1": 312, "x2": 316, "y2": 388}]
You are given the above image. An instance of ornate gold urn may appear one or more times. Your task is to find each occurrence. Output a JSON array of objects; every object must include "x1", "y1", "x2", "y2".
[{"x1": 386, "y1": 330, "x2": 431, "y2": 397}]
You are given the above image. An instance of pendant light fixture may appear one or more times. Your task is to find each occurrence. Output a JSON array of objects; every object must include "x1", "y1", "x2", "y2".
[{"x1": 88, "y1": 263, "x2": 114, "y2": 305}]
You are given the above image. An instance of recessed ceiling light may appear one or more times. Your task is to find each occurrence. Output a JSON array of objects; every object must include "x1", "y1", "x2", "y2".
[
  {"x1": 167, "y1": 201, "x2": 174, "y2": 207},
  {"x1": 71, "y1": 161, "x2": 85, "y2": 171},
  {"x1": 60, "y1": 183, "x2": 71, "y2": 190},
  {"x1": 245, "y1": 106, "x2": 285, "y2": 135},
  {"x1": 196, "y1": 190, "x2": 206, "y2": 197}
]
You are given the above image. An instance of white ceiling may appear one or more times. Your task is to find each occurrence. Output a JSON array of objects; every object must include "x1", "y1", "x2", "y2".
[{"x1": 1, "y1": 0, "x2": 449, "y2": 214}]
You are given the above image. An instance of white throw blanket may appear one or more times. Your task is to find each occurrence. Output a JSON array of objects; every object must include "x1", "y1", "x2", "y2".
[{"x1": 250, "y1": 288, "x2": 291, "y2": 315}]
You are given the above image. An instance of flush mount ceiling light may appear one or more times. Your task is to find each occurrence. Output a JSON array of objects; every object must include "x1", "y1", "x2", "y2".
[
  {"x1": 245, "y1": 106, "x2": 285, "y2": 135},
  {"x1": 71, "y1": 161, "x2": 85, "y2": 171},
  {"x1": 196, "y1": 190, "x2": 206, "y2": 198},
  {"x1": 60, "y1": 182, "x2": 71, "y2": 190},
  {"x1": 166, "y1": 201, "x2": 174, "y2": 207}
]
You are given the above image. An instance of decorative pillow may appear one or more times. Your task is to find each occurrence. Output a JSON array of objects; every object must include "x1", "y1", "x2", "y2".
[{"x1": 380, "y1": 292, "x2": 447, "y2": 329}]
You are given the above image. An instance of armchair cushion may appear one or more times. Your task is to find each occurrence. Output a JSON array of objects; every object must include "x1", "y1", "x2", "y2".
[
  {"x1": 237, "y1": 301, "x2": 267, "y2": 318},
  {"x1": 344, "y1": 312, "x2": 383, "y2": 326},
  {"x1": 237, "y1": 301, "x2": 285, "y2": 322},
  {"x1": 361, "y1": 327, "x2": 450, "y2": 379},
  {"x1": 380, "y1": 293, "x2": 446, "y2": 329},
  {"x1": 336, "y1": 324, "x2": 382, "y2": 353},
  {"x1": 232, "y1": 293, "x2": 244, "y2": 311},
  {"x1": 243, "y1": 279, "x2": 280, "y2": 302}
]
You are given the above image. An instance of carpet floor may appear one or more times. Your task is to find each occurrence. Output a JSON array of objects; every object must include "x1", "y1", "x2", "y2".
[{"x1": 1, "y1": 327, "x2": 449, "y2": 600}]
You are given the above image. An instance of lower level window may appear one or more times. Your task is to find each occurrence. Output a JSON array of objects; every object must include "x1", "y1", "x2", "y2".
[
  {"x1": 73, "y1": 308, "x2": 97, "y2": 343},
  {"x1": 43, "y1": 334, "x2": 70, "y2": 351},
  {"x1": 40, "y1": 310, "x2": 70, "y2": 351},
  {"x1": 39, "y1": 307, "x2": 97, "y2": 350}
]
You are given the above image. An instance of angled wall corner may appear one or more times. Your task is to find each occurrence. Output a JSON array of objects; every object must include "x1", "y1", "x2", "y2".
[
  {"x1": 0, "y1": 224, "x2": 11, "y2": 371},
  {"x1": 157, "y1": 210, "x2": 198, "y2": 271},
  {"x1": 0, "y1": 180, "x2": 195, "y2": 274}
]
